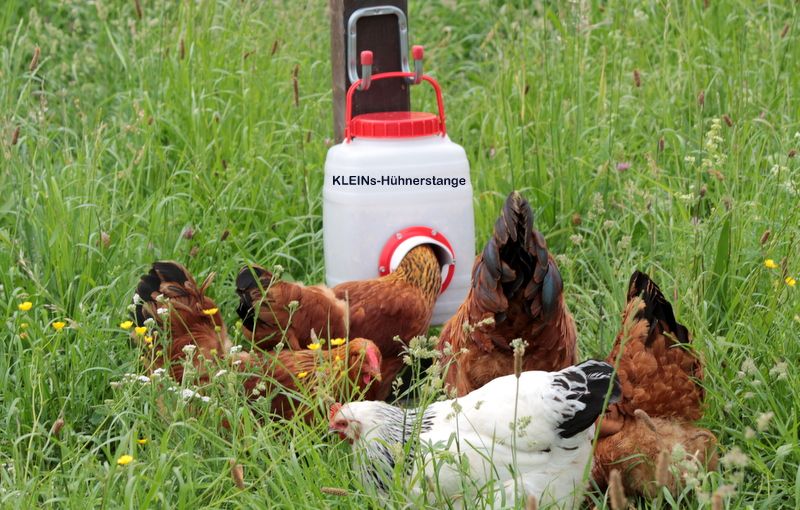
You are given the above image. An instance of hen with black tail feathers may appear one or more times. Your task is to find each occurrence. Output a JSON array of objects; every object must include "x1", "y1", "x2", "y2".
[
  {"x1": 438, "y1": 191, "x2": 577, "y2": 396},
  {"x1": 133, "y1": 261, "x2": 231, "y2": 383},
  {"x1": 593, "y1": 271, "x2": 717, "y2": 498}
]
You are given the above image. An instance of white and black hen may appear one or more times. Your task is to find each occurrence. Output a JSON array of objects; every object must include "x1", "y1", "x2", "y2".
[{"x1": 330, "y1": 360, "x2": 621, "y2": 508}]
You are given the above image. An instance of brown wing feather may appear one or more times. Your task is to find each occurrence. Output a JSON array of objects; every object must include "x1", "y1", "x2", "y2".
[
  {"x1": 236, "y1": 338, "x2": 382, "y2": 421},
  {"x1": 334, "y1": 268, "x2": 437, "y2": 399},
  {"x1": 236, "y1": 265, "x2": 348, "y2": 350}
]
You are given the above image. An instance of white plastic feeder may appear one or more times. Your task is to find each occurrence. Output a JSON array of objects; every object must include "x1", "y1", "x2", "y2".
[{"x1": 323, "y1": 49, "x2": 475, "y2": 325}]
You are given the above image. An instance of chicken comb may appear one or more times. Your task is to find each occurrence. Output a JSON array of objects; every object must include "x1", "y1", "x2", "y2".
[{"x1": 329, "y1": 402, "x2": 343, "y2": 421}]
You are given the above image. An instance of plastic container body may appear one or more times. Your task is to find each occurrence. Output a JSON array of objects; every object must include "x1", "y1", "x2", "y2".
[{"x1": 323, "y1": 134, "x2": 475, "y2": 325}]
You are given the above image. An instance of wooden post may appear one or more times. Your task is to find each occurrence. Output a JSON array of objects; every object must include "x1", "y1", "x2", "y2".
[{"x1": 329, "y1": 0, "x2": 410, "y2": 143}]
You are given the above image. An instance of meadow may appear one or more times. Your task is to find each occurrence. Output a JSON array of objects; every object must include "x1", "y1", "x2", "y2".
[{"x1": 1, "y1": 0, "x2": 799, "y2": 508}]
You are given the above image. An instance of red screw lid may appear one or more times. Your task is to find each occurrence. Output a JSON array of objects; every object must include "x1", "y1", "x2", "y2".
[{"x1": 350, "y1": 111, "x2": 441, "y2": 139}]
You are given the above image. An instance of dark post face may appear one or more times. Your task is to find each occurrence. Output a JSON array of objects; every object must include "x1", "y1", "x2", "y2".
[{"x1": 330, "y1": 0, "x2": 411, "y2": 143}]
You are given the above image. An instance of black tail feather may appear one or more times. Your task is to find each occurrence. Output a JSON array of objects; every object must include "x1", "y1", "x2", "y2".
[
  {"x1": 627, "y1": 270, "x2": 690, "y2": 346},
  {"x1": 556, "y1": 360, "x2": 621, "y2": 439},
  {"x1": 235, "y1": 265, "x2": 271, "y2": 327},
  {"x1": 476, "y1": 191, "x2": 562, "y2": 322},
  {"x1": 133, "y1": 261, "x2": 199, "y2": 326}
]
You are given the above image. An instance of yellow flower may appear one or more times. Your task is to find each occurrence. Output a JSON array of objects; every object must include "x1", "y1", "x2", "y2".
[
  {"x1": 330, "y1": 338, "x2": 346, "y2": 346},
  {"x1": 137, "y1": 438, "x2": 148, "y2": 445},
  {"x1": 117, "y1": 455, "x2": 134, "y2": 466},
  {"x1": 134, "y1": 326, "x2": 147, "y2": 336},
  {"x1": 18, "y1": 301, "x2": 33, "y2": 312},
  {"x1": 764, "y1": 259, "x2": 779, "y2": 269},
  {"x1": 786, "y1": 276, "x2": 797, "y2": 287},
  {"x1": 297, "y1": 371, "x2": 309, "y2": 379},
  {"x1": 334, "y1": 354, "x2": 341, "y2": 362},
  {"x1": 307, "y1": 342, "x2": 321, "y2": 351},
  {"x1": 120, "y1": 320, "x2": 133, "y2": 330},
  {"x1": 144, "y1": 335, "x2": 153, "y2": 344},
  {"x1": 52, "y1": 322, "x2": 66, "y2": 331},
  {"x1": 202, "y1": 308, "x2": 218, "y2": 316}
]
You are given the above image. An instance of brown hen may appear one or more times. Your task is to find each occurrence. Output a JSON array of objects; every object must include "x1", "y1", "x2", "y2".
[
  {"x1": 333, "y1": 244, "x2": 441, "y2": 399},
  {"x1": 235, "y1": 265, "x2": 348, "y2": 350},
  {"x1": 593, "y1": 271, "x2": 717, "y2": 498},
  {"x1": 134, "y1": 261, "x2": 381, "y2": 420},
  {"x1": 134, "y1": 261, "x2": 232, "y2": 383},
  {"x1": 236, "y1": 245, "x2": 442, "y2": 400},
  {"x1": 438, "y1": 191, "x2": 577, "y2": 396},
  {"x1": 233, "y1": 337, "x2": 382, "y2": 421}
]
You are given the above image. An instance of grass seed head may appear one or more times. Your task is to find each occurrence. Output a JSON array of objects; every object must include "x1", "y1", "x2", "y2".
[
  {"x1": 608, "y1": 469, "x2": 627, "y2": 510},
  {"x1": 229, "y1": 459, "x2": 245, "y2": 489},
  {"x1": 655, "y1": 449, "x2": 671, "y2": 488},
  {"x1": 711, "y1": 492, "x2": 724, "y2": 510},
  {"x1": 320, "y1": 487, "x2": 348, "y2": 496},
  {"x1": 29, "y1": 47, "x2": 40, "y2": 72},
  {"x1": 50, "y1": 417, "x2": 65, "y2": 437}
]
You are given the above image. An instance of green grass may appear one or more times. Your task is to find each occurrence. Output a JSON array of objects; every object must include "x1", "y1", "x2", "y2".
[{"x1": 1, "y1": 0, "x2": 799, "y2": 507}]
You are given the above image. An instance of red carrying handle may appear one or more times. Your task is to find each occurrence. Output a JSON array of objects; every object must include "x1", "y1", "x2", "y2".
[{"x1": 345, "y1": 72, "x2": 447, "y2": 142}]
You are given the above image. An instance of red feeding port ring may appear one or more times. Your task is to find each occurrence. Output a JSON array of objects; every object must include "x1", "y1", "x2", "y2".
[{"x1": 377, "y1": 226, "x2": 456, "y2": 294}]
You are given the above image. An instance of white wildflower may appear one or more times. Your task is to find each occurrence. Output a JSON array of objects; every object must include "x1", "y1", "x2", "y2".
[
  {"x1": 229, "y1": 345, "x2": 243, "y2": 354},
  {"x1": 214, "y1": 369, "x2": 228, "y2": 378},
  {"x1": 132, "y1": 293, "x2": 143, "y2": 305},
  {"x1": 741, "y1": 358, "x2": 758, "y2": 375},
  {"x1": 769, "y1": 361, "x2": 788, "y2": 381},
  {"x1": 182, "y1": 345, "x2": 197, "y2": 356},
  {"x1": 720, "y1": 446, "x2": 749, "y2": 468},
  {"x1": 756, "y1": 411, "x2": 774, "y2": 432},
  {"x1": 176, "y1": 388, "x2": 210, "y2": 403},
  {"x1": 143, "y1": 317, "x2": 156, "y2": 328}
]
